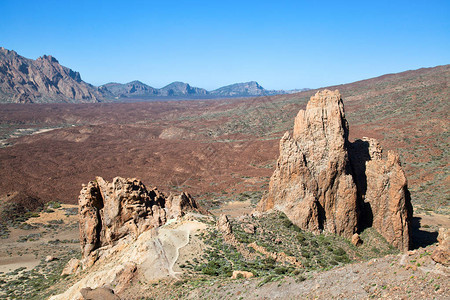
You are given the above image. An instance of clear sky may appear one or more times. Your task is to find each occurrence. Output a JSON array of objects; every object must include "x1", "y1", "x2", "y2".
[{"x1": 0, "y1": 0, "x2": 449, "y2": 90}]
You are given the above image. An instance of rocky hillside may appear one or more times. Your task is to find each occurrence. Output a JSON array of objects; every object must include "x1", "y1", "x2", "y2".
[
  {"x1": 40, "y1": 173, "x2": 447, "y2": 299},
  {"x1": 0, "y1": 47, "x2": 103, "y2": 103}
]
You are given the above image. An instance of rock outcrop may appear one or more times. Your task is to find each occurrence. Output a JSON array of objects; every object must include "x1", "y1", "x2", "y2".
[
  {"x1": 0, "y1": 47, "x2": 103, "y2": 103},
  {"x1": 257, "y1": 90, "x2": 412, "y2": 251},
  {"x1": 217, "y1": 214, "x2": 233, "y2": 236},
  {"x1": 79, "y1": 176, "x2": 203, "y2": 260}
]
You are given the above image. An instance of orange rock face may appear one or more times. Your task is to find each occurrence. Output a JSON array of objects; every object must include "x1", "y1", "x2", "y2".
[{"x1": 257, "y1": 90, "x2": 412, "y2": 251}]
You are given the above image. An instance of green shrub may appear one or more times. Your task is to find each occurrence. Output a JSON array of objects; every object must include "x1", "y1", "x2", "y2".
[
  {"x1": 274, "y1": 267, "x2": 289, "y2": 275},
  {"x1": 297, "y1": 233, "x2": 305, "y2": 242},
  {"x1": 333, "y1": 247, "x2": 346, "y2": 256},
  {"x1": 301, "y1": 250, "x2": 310, "y2": 258}
]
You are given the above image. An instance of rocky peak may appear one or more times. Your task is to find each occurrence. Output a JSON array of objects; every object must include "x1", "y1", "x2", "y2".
[
  {"x1": 0, "y1": 47, "x2": 16, "y2": 57},
  {"x1": 257, "y1": 89, "x2": 412, "y2": 251},
  {"x1": 0, "y1": 47, "x2": 102, "y2": 103},
  {"x1": 37, "y1": 54, "x2": 59, "y2": 63}
]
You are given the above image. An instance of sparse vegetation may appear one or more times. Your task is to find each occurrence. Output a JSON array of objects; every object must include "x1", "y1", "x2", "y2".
[
  {"x1": 0, "y1": 250, "x2": 80, "y2": 299},
  {"x1": 193, "y1": 211, "x2": 398, "y2": 285}
]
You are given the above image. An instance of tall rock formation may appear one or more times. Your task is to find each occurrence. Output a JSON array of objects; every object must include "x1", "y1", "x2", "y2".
[
  {"x1": 257, "y1": 90, "x2": 358, "y2": 238},
  {"x1": 349, "y1": 138, "x2": 412, "y2": 251},
  {"x1": 0, "y1": 47, "x2": 103, "y2": 103},
  {"x1": 78, "y1": 176, "x2": 203, "y2": 259},
  {"x1": 257, "y1": 90, "x2": 412, "y2": 251}
]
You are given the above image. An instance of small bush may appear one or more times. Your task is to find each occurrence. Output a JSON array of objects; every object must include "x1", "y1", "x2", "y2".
[
  {"x1": 297, "y1": 233, "x2": 305, "y2": 242},
  {"x1": 274, "y1": 267, "x2": 289, "y2": 275},
  {"x1": 333, "y1": 248, "x2": 346, "y2": 256}
]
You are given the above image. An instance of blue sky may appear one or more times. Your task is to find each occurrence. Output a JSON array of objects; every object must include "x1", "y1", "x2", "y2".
[{"x1": 1, "y1": 0, "x2": 449, "y2": 90}]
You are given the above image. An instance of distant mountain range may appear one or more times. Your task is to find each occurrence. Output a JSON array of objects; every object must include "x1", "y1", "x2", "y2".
[
  {"x1": 0, "y1": 47, "x2": 307, "y2": 103},
  {"x1": 99, "y1": 80, "x2": 309, "y2": 99},
  {"x1": 99, "y1": 81, "x2": 209, "y2": 99}
]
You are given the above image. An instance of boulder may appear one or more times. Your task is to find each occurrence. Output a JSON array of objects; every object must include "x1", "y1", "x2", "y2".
[
  {"x1": 45, "y1": 255, "x2": 57, "y2": 262},
  {"x1": 432, "y1": 228, "x2": 449, "y2": 266},
  {"x1": 242, "y1": 223, "x2": 256, "y2": 234},
  {"x1": 351, "y1": 233, "x2": 363, "y2": 246},
  {"x1": 61, "y1": 258, "x2": 81, "y2": 276},
  {"x1": 357, "y1": 147, "x2": 412, "y2": 251},
  {"x1": 231, "y1": 270, "x2": 254, "y2": 279},
  {"x1": 257, "y1": 90, "x2": 412, "y2": 251}
]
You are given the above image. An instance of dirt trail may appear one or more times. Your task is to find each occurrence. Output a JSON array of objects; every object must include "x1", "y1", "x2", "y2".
[
  {"x1": 50, "y1": 218, "x2": 207, "y2": 300},
  {"x1": 143, "y1": 220, "x2": 205, "y2": 280}
]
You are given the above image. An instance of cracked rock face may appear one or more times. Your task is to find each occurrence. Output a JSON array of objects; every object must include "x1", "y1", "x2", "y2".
[
  {"x1": 257, "y1": 90, "x2": 412, "y2": 251},
  {"x1": 78, "y1": 176, "x2": 202, "y2": 259}
]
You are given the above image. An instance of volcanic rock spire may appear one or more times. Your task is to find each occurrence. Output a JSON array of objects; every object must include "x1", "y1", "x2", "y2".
[{"x1": 257, "y1": 90, "x2": 412, "y2": 251}]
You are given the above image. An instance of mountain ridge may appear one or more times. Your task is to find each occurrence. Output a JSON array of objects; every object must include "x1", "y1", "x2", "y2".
[
  {"x1": 99, "y1": 80, "x2": 308, "y2": 99},
  {"x1": 0, "y1": 47, "x2": 103, "y2": 103}
]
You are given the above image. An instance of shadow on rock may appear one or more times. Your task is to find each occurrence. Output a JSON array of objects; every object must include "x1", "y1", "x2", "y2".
[{"x1": 410, "y1": 216, "x2": 438, "y2": 250}]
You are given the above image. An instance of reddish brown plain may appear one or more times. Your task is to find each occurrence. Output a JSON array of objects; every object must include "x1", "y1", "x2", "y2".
[{"x1": 0, "y1": 65, "x2": 448, "y2": 215}]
